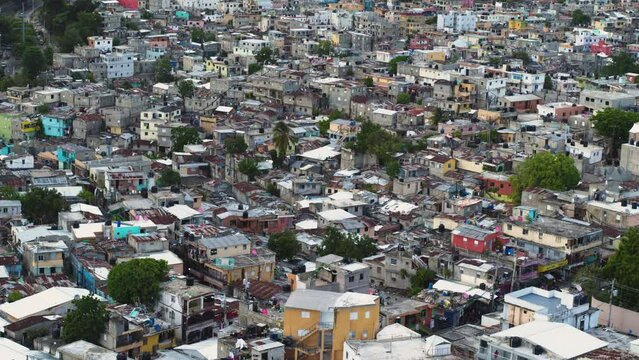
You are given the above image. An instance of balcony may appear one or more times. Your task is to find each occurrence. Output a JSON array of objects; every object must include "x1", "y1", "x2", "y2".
[{"x1": 115, "y1": 333, "x2": 143, "y2": 352}]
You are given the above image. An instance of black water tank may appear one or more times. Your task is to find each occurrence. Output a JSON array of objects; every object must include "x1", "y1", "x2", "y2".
[
  {"x1": 151, "y1": 186, "x2": 158, "y2": 193},
  {"x1": 632, "y1": 203, "x2": 638, "y2": 210},
  {"x1": 622, "y1": 199, "x2": 628, "y2": 207},
  {"x1": 171, "y1": 186, "x2": 180, "y2": 193},
  {"x1": 510, "y1": 337, "x2": 522, "y2": 348},
  {"x1": 117, "y1": 354, "x2": 127, "y2": 360},
  {"x1": 533, "y1": 345, "x2": 544, "y2": 355},
  {"x1": 186, "y1": 277, "x2": 194, "y2": 286},
  {"x1": 72, "y1": 223, "x2": 80, "y2": 229}
]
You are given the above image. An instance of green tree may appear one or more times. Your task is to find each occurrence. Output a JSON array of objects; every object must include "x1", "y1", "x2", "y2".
[
  {"x1": 351, "y1": 121, "x2": 402, "y2": 165},
  {"x1": 61, "y1": 295, "x2": 109, "y2": 344},
  {"x1": 21, "y1": 47, "x2": 46, "y2": 81},
  {"x1": 430, "y1": 108, "x2": 447, "y2": 126},
  {"x1": 328, "y1": 109, "x2": 347, "y2": 120},
  {"x1": 0, "y1": 186, "x2": 20, "y2": 200},
  {"x1": 591, "y1": 108, "x2": 639, "y2": 158},
  {"x1": 21, "y1": 188, "x2": 69, "y2": 224},
  {"x1": 177, "y1": 80, "x2": 196, "y2": 111},
  {"x1": 512, "y1": 50, "x2": 532, "y2": 65},
  {"x1": 510, "y1": 152, "x2": 580, "y2": 203},
  {"x1": 44, "y1": 47, "x2": 54, "y2": 66},
  {"x1": 171, "y1": 127, "x2": 201, "y2": 152},
  {"x1": 409, "y1": 268, "x2": 437, "y2": 296},
  {"x1": 543, "y1": 74, "x2": 553, "y2": 90},
  {"x1": 386, "y1": 159, "x2": 400, "y2": 179},
  {"x1": 273, "y1": 121, "x2": 297, "y2": 156},
  {"x1": 238, "y1": 158, "x2": 260, "y2": 180},
  {"x1": 36, "y1": 104, "x2": 50, "y2": 114},
  {"x1": 478, "y1": 129, "x2": 500, "y2": 144},
  {"x1": 396, "y1": 92, "x2": 411, "y2": 104},
  {"x1": 157, "y1": 169, "x2": 180, "y2": 187},
  {"x1": 600, "y1": 52, "x2": 639, "y2": 77},
  {"x1": 571, "y1": 9, "x2": 591, "y2": 26},
  {"x1": 319, "y1": 227, "x2": 378, "y2": 261},
  {"x1": 190, "y1": 28, "x2": 216, "y2": 43},
  {"x1": 602, "y1": 228, "x2": 639, "y2": 310},
  {"x1": 78, "y1": 189, "x2": 94, "y2": 204},
  {"x1": 255, "y1": 47, "x2": 275, "y2": 65},
  {"x1": 107, "y1": 258, "x2": 169, "y2": 305},
  {"x1": 313, "y1": 40, "x2": 334, "y2": 56},
  {"x1": 248, "y1": 63, "x2": 262, "y2": 75},
  {"x1": 155, "y1": 57, "x2": 174, "y2": 83},
  {"x1": 388, "y1": 55, "x2": 410, "y2": 76},
  {"x1": 363, "y1": 77, "x2": 374, "y2": 87},
  {"x1": 7, "y1": 291, "x2": 23, "y2": 303},
  {"x1": 318, "y1": 119, "x2": 331, "y2": 136},
  {"x1": 267, "y1": 230, "x2": 300, "y2": 260},
  {"x1": 225, "y1": 136, "x2": 248, "y2": 155}
]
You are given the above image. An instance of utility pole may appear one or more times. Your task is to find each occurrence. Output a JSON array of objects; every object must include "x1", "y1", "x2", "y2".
[
  {"x1": 21, "y1": 2, "x2": 25, "y2": 47},
  {"x1": 607, "y1": 279, "x2": 615, "y2": 328},
  {"x1": 510, "y1": 253, "x2": 517, "y2": 292}
]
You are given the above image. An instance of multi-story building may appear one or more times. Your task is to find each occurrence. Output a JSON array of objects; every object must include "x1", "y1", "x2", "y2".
[
  {"x1": 502, "y1": 207, "x2": 603, "y2": 271},
  {"x1": 140, "y1": 106, "x2": 182, "y2": 142},
  {"x1": 87, "y1": 36, "x2": 113, "y2": 52},
  {"x1": 101, "y1": 52, "x2": 135, "y2": 79},
  {"x1": 157, "y1": 277, "x2": 220, "y2": 344},
  {"x1": 502, "y1": 286, "x2": 600, "y2": 331},
  {"x1": 248, "y1": 76, "x2": 300, "y2": 103},
  {"x1": 452, "y1": 224, "x2": 500, "y2": 254},
  {"x1": 579, "y1": 90, "x2": 635, "y2": 112},
  {"x1": 477, "y1": 321, "x2": 607, "y2": 360},
  {"x1": 437, "y1": 11, "x2": 477, "y2": 34},
  {"x1": 99, "y1": 312, "x2": 144, "y2": 358},
  {"x1": 233, "y1": 39, "x2": 271, "y2": 57},
  {"x1": 22, "y1": 240, "x2": 67, "y2": 276},
  {"x1": 41, "y1": 109, "x2": 75, "y2": 137},
  {"x1": 284, "y1": 289, "x2": 380, "y2": 360}
]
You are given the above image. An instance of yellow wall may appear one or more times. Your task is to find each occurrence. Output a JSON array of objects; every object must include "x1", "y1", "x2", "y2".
[
  {"x1": 331, "y1": 303, "x2": 380, "y2": 360},
  {"x1": 283, "y1": 300, "x2": 380, "y2": 360},
  {"x1": 506, "y1": 305, "x2": 535, "y2": 326},
  {"x1": 508, "y1": 20, "x2": 526, "y2": 30},
  {"x1": 141, "y1": 332, "x2": 176, "y2": 355},
  {"x1": 455, "y1": 158, "x2": 483, "y2": 174}
]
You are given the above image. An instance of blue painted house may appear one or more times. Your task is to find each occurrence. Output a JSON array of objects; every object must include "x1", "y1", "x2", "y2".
[{"x1": 41, "y1": 109, "x2": 75, "y2": 137}]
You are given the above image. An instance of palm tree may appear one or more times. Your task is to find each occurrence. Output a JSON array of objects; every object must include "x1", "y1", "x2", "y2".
[{"x1": 272, "y1": 121, "x2": 297, "y2": 156}]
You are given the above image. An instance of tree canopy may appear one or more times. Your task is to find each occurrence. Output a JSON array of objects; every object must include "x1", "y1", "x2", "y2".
[
  {"x1": 571, "y1": 9, "x2": 591, "y2": 26},
  {"x1": 396, "y1": 92, "x2": 411, "y2": 104},
  {"x1": 319, "y1": 227, "x2": 378, "y2": 261},
  {"x1": 21, "y1": 47, "x2": 46, "y2": 81},
  {"x1": 591, "y1": 108, "x2": 639, "y2": 157},
  {"x1": 600, "y1": 52, "x2": 639, "y2": 78},
  {"x1": 409, "y1": 268, "x2": 437, "y2": 296},
  {"x1": 62, "y1": 295, "x2": 109, "y2": 344},
  {"x1": 510, "y1": 152, "x2": 580, "y2": 203},
  {"x1": 313, "y1": 40, "x2": 334, "y2": 56},
  {"x1": 386, "y1": 159, "x2": 400, "y2": 179},
  {"x1": 157, "y1": 169, "x2": 181, "y2": 187},
  {"x1": 267, "y1": 230, "x2": 300, "y2": 260},
  {"x1": 349, "y1": 121, "x2": 402, "y2": 165},
  {"x1": 177, "y1": 80, "x2": 196, "y2": 100},
  {"x1": 21, "y1": 188, "x2": 69, "y2": 224},
  {"x1": 273, "y1": 121, "x2": 297, "y2": 156},
  {"x1": 388, "y1": 55, "x2": 410, "y2": 76},
  {"x1": 225, "y1": 136, "x2": 248, "y2": 155},
  {"x1": 171, "y1": 127, "x2": 201, "y2": 152},
  {"x1": 363, "y1": 77, "x2": 374, "y2": 87},
  {"x1": 255, "y1": 47, "x2": 275, "y2": 65},
  {"x1": 107, "y1": 258, "x2": 169, "y2": 305},
  {"x1": 601, "y1": 228, "x2": 639, "y2": 310},
  {"x1": 191, "y1": 28, "x2": 216, "y2": 43},
  {"x1": 155, "y1": 57, "x2": 174, "y2": 83},
  {"x1": 238, "y1": 158, "x2": 260, "y2": 180},
  {"x1": 543, "y1": 74, "x2": 553, "y2": 90}
]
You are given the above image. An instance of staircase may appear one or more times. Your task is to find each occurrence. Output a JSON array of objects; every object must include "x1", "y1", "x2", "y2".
[{"x1": 412, "y1": 254, "x2": 428, "y2": 269}]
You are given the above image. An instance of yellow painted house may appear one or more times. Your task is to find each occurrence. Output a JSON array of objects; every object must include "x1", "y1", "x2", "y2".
[
  {"x1": 205, "y1": 58, "x2": 230, "y2": 77},
  {"x1": 508, "y1": 19, "x2": 526, "y2": 30},
  {"x1": 284, "y1": 289, "x2": 380, "y2": 360}
]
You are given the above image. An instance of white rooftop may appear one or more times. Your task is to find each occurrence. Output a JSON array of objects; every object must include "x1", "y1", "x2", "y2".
[
  {"x1": 164, "y1": 204, "x2": 201, "y2": 220},
  {"x1": 300, "y1": 145, "x2": 340, "y2": 161},
  {"x1": 318, "y1": 209, "x2": 357, "y2": 222},
  {"x1": 433, "y1": 279, "x2": 472, "y2": 294},
  {"x1": 0, "y1": 287, "x2": 100, "y2": 321},
  {"x1": 285, "y1": 289, "x2": 377, "y2": 312},
  {"x1": 491, "y1": 321, "x2": 607, "y2": 359},
  {"x1": 70, "y1": 203, "x2": 103, "y2": 216},
  {"x1": 0, "y1": 338, "x2": 31, "y2": 359}
]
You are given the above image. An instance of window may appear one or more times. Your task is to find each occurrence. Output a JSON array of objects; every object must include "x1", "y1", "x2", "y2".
[
  {"x1": 50, "y1": 267, "x2": 57, "y2": 274},
  {"x1": 507, "y1": 224, "x2": 512, "y2": 230},
  {"x1": 350, "y1": 312, "x2": 358, "y2": 320},
  {"x1": 301, "y1": 311, "x2": 310, "y2": 319},
  {"x1": 390, "y1": 258, "x2": 397, "y2": 265},
  {"x1": 349, "y1": 331, "x2": 356, "y2": 339},
  {"x1": 38, "y1": 255, "x2": 44, "y2": 261},
  {"x1": 359, "y1": 273, "x2": 364, "y2": 280},
  {"x1": 522, "y1": 229, "x2": 529, "y2": 235},
  {"x1": 39, "y1": 268, "x2": 44, "y2": 274},
  {"x1": 171, "y1": 295, "x2": 176, "y2": 303},
  {"x1": 349, "y1": 275, "x2": 355, "y2": 282}
]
